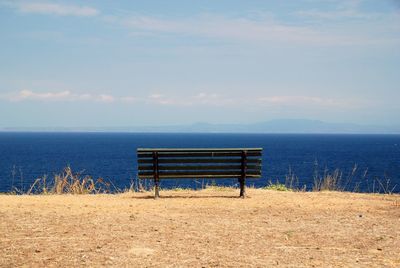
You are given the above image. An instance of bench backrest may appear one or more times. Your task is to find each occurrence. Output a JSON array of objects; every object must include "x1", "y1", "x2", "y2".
[{"x1": 137, "y1": 148, "x2": 262, "y2": 179}]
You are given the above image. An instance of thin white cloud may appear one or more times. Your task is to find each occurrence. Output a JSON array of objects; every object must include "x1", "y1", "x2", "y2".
[
  {"x1": 11, "y1": 89, "x2": 74, "y2": 101},
  {"x1": 25, "y1": 89, "x2": 68, "y2": 98},
  {"x1": 149, "y1": 93, "x2": 163, "y2": 99},
  {"x1": 119, "y1": 14, "x2": 330, "y2": 45},
  {"x1": 111, "y1": 6, "x2": 400, "y2": 46},
  {"x1": 7, "y1": 90, "x2": 113, "y2": 103},
  {"x1": 97, "y1": 94, "x2": 115, "y2": 103},
  {"x1": 3, "y1": 1, "x2": 398, "y2": 46},
  {"x1": 148, "y1": 93, "x2": 177, "y2": 105},
  {"x1": 295, "y1": 0, "x2": 378, "y2": 21},
  {"x1": 147, "y1": 92, "x2": 236, "y2": 107},
  {"x1": 295, "y1": 9, "x2": 375, "y2": 20},
  {"x1": 259, "y1": 96, "x2": 329, "y2": 105},
  {"x1": 193, "y1": 92, "x2": 235, "y2": 106},
  {"x1": 145, "y1": 93, "x2": 355, "y2": 108},
  {"x1": 1, "y1": 90, "x2": 367, "y2": 109},
  {"x1": 78, "y1": 94, "x2": 92, "y2": 100},
  {"x1": 5, "y1": 1, "x2": 99, "y2": 17},
  {"x1": 120, "y1": 96, "x2": 137, "y2": 103}
]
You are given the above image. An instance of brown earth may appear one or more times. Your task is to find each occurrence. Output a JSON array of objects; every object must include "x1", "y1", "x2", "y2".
[{"x1": 0, "y1": 188, "x2": 399, "y2": 267}]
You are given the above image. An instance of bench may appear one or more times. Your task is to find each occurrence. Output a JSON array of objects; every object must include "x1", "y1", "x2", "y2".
[{"x1": 137, "y1": 148, "x2": 263, "y2": 198}]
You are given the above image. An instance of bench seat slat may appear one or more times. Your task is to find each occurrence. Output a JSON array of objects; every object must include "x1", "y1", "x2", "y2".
[
  {"x1": 137, "y1": 151, "x2": 261, "y2": 158},
  {"x1": 138, "y1": 164, "x2": 261, "y2": 171},
  {"x1": 138, "y1": 175, "x2": 262, "y2": 179},
  {"x1": 138, "y1": 158, "x2": 261, "y2": 164},
  {"x1": 138, "y1": 148, "x2": 262, "y2": 152},
  {"x1": 139, "y1": 175, "x2": 261, "y2": 179},
  {"x1": 138, "y1": 170, "x2": 261, "y2": 177}
]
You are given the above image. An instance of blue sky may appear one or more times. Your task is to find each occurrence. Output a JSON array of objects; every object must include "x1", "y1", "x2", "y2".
[{"x1": 0, "y1": 0, "x2": 399, "y2": 128}]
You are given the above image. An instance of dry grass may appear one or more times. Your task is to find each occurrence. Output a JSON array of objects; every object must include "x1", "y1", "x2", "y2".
[
  {"x1": 1, "y1": 189, "x2": 399, "y2": 267},
  {"x1": 12, "y1": 165, "x2": 397, "y2": 195},
  {"x1": 26, "y1": 166, "x2": 112, "y2": 194},
  {"x1": 310, "y1": 164, "x2": 397, "y2": 194}
]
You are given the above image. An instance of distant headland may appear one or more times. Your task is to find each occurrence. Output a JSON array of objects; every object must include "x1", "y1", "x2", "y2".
[{"x1": 1, "y1": 119, "x2": 400, "y2": 134}]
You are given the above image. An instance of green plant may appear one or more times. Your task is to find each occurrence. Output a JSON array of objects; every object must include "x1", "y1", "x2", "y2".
[
  {"x1": 265, "y1": 180, "x2": 291, "y2": 191},
  {"x1": 171, "y1": 187, "x2": 191, "y2": 191}
]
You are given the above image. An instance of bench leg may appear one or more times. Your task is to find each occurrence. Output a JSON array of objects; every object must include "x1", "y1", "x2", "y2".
[
  {"x1": 154, "y1": 179, "x2": 160, "y2": 199},
  {"x1": 239, "y1": 178, "x2": 246, "y2": 198}
]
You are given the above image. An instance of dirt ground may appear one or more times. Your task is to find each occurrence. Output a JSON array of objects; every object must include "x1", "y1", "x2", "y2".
[{"x1": 0, "y1": 188, "x2": 399, "y2": 267}]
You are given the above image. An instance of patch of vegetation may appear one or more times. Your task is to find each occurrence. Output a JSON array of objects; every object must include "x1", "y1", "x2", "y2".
[
  {"x1": 25, "y1": 166, "x2": 112, "y2": 194},
  {"x1": 264, "y1": 181, "x2": 291, "y2": 191},
  {"x1": 205, "y1": 185, "x2": 235, "y2": 191},
  {"x1": 10, "y1": 164, "x2": 398, "y2": 195},
  {"x1": 311, "y1": 164, "x2": 396, "y2": 194},
  {"x1": 171, "y1": 187, "x2": 192, "y2": 191}
]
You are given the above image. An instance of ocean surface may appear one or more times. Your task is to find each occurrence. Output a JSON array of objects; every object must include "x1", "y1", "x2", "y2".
[{"x1": 0, "y1": 133, "x2": 399, "y2": 193}]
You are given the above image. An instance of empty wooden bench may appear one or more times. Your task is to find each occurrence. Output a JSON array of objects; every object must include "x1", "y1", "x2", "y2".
[{"x1": 137, "y1": 148, "x2": 263, "y2": 198}]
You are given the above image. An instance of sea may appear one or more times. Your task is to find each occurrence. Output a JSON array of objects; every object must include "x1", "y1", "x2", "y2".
[{"x1": 0, "y1": 132, "x2": 399, "y2": 193}]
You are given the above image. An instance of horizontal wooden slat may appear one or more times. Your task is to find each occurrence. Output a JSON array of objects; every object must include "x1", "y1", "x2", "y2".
[
  {"x1": 138, "y1": 151, "x2": 262, "y2": 158},
  {"x1": 138, "y1": 158, "x2": 262, "y2": 164},
  {"x1": 138, "y1": 170, "x2": 261, "y2": 177},
  {"x1": 138, "y1": 174, "x2": 262, "y2": 179},
  {"x1": 138, "y1": 148, "x2": 262, "y2": 152},
  {"x1": 138, "y1": 164, "x2": 261, "y2": 171}
]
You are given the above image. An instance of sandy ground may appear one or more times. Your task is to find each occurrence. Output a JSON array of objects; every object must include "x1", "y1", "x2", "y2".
[{"x1": 0, "y1": 188, "x2": 399, "y2": 267}]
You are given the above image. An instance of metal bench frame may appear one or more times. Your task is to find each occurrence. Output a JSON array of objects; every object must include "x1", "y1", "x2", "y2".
[{"x1": 137, "y1": 148, "x2": 263, "y2": 198}]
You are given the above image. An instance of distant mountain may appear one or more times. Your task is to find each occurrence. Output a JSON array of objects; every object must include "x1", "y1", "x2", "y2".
[{"x1": 1, "y1": 119, "x2": 399, "y2": 134}]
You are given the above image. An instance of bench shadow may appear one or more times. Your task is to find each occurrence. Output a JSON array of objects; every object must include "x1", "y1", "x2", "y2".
[{"x1": 130, "y1": 195, "x2": 241, "y2": 199}]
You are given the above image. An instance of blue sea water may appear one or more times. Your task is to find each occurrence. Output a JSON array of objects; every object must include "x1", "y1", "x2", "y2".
[{"x1": 0, "y1": 132, "x2": 399, "y2": 193}]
